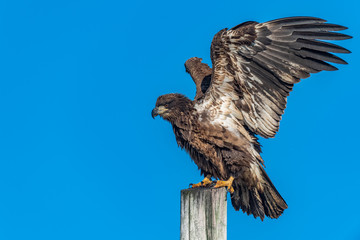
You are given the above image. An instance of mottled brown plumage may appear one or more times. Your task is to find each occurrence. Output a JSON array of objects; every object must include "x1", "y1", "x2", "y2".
[
  {"x1": 152, "y1": 17, "x2": 351, "y2": 220},
  {"x1": 184, "y1": 57, "x2": 212, "y2": 100}
]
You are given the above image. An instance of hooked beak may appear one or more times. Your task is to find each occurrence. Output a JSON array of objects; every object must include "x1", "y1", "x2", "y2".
[
  {"x1": 151, "y1": 106, "x2": 168, "y2": 119},
  {"x1": 151, "y1": 107, "x2": 159, "y2": 119}
]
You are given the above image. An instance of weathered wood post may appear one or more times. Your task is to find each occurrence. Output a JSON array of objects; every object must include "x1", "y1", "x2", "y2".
[{"x1": 180, "y1": 188, "x2": 227, "y2": 240}]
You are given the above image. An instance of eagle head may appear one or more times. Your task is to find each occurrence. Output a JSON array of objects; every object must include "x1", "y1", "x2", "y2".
[{"x1": 151, "y1": 93, "x2": 193, "y2": 122}]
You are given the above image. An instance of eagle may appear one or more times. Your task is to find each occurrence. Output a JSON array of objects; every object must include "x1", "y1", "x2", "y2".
[{"x1": 151, "y1": 17, "x2": 351, "y2": 220}]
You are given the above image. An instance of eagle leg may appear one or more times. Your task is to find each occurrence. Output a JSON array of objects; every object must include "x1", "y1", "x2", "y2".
[
  {"x1": 214, "y1": 176, "x2": 235, "y2": 193},
  {"x1": 190, "y1": 175, "x2": 213, "y2": 188}
]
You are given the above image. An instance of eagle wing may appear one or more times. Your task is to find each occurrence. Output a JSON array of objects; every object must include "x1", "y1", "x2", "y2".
[
  {"x1": 199, "y1": 16, "x2": 351, "y2": 138},
  {"x1": 185, "y1": 57, "x2": 212, "y2": 100}
]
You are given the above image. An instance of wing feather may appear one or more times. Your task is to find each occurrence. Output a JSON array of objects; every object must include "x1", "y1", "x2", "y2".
[
  {"x1": 198, "y1": 16, "x2": 351, "y2": 138},
  {"x1": 184, "y1": 57, "x2": 212, "y2": 100}
]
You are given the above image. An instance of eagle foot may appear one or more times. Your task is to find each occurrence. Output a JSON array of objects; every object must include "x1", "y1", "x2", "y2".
[
  {"x1": 214, "y1": 176, "x2": 235, "y2": 193},
  {"x1": 190, "y1": 175, "x2": 213, "y2": 188}
]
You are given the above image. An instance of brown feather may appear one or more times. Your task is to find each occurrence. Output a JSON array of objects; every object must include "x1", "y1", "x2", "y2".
[
  {"x1": 204, "y1": 16, "x2": 351, "y2": 138},
  {"x1": 184, "y1": 57, "x2": 212, "y2": 100}
]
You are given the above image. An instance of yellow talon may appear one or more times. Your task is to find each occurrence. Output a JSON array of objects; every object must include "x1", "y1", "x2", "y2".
[
  {"x1": 214, "y1": 176, "x2": 235, "y2": 193},
  {"x1": 191, "y1": 175, "x2": 213, "y2": 188}
]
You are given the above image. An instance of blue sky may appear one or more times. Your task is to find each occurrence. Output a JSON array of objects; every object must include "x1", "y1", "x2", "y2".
[{"x1": 0, "y1": 0, "x2": 359, "y2": 239}]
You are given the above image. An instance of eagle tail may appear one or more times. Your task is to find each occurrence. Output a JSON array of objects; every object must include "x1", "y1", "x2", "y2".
[{"x1": 231, "y1": 165, "x2": 287, "y2": 221}]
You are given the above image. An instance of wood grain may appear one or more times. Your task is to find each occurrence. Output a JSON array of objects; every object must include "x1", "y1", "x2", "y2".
[{"x1": 180, "y1": 188, "x2": 227, "y2": 240}]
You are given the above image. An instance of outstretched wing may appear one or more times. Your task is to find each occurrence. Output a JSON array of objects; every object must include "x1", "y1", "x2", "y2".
[
  {"x1": 200, "y1": 17, "x2": 351, "y2": 138},
  {"x1": 185, "y1": 57, "x2": 212, "y2": 100}
]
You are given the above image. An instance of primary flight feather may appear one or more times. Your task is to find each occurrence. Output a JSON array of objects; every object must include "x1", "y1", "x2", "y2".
[{"x1": 151, "y1": 16, "x2": 351, "y2": 220}]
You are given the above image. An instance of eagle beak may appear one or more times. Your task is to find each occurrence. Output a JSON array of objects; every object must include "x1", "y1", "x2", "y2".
[
  {"x1": 151, "y1": 107, "x2": 159, "y2": 119},
  {"x1": 151, "y1": 106, "x2": 167, "y2": 119}
]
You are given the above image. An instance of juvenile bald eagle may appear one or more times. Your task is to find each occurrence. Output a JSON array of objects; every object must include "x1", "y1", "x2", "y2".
[{"x1": 151, "y1": 17, "x2": 351, "y2": 220}]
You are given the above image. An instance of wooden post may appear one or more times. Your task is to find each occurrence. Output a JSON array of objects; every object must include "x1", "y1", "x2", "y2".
[{"x1": 180, "y1": 188, "x2": 227, "y2": 240}]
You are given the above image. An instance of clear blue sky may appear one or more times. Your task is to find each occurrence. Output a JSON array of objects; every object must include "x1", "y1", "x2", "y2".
[{"x1": 0, "y1": 0, "x2": 358, "y2": 239}]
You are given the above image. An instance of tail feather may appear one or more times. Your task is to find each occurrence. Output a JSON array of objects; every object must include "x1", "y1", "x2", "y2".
[{"x1": 231, "y1": 166, "x2": 287, "y2": 220}]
